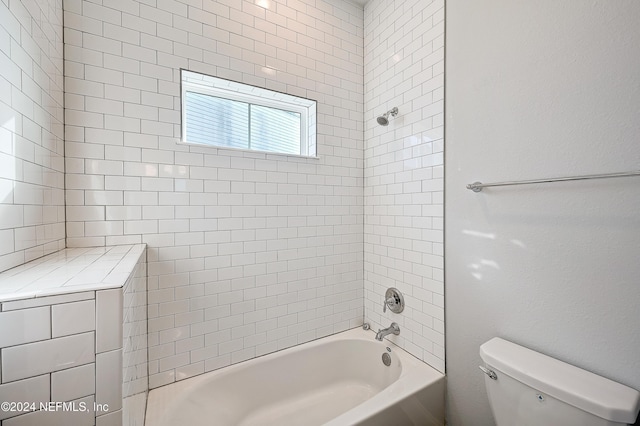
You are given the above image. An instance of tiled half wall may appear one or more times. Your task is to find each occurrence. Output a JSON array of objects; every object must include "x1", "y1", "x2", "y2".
[{"x1": 0, "y1": 245, "x2": 147, "y2": 426}]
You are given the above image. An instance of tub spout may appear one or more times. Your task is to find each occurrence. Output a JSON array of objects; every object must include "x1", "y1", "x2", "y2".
[{"x1": 375, "y1": 322, "x2": 400, "y2": 341}]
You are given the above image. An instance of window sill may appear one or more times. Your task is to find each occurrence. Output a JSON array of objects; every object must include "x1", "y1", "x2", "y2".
[{"x1": 177, "y1": 140, "x2": 319, "y2": 160}]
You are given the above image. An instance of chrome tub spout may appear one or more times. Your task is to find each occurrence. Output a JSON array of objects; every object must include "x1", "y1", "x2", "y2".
[{"x1": 375, "y1": 322, "x2": 400, "y2": 341}]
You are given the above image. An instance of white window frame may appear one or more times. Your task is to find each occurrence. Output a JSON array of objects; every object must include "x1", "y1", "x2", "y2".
[{"x1": 181, "y1": 76, "x2": 313, "y2": 157}]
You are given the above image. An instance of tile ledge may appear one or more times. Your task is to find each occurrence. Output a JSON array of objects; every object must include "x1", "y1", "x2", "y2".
[{"x1": 0, "y1": 244, "x2": 146, "y2": 304}]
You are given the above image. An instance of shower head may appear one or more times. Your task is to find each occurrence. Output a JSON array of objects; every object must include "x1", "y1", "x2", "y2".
[
  {"x1": 376, "y1": 116, "x2": 389, "y2": 126},
  {"x1": 376, "y1": 107, "x2": 398, "y2": 126}
]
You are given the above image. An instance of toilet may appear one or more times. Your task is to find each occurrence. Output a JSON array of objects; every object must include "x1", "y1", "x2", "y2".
[{"x1": 479, "y1": 337, "x2": 640, "y2": 426}]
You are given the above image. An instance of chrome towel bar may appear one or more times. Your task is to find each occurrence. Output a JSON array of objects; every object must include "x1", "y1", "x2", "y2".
[{"x1": 467, "y1": 170, "x2": 640, "y2": 192}]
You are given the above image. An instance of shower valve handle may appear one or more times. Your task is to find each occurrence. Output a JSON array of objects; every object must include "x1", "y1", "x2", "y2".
[
  {"x1": 383, "y1": 297, "x2": 395, "y2": 313},
  {"x1": 382, "y1": 288, "x2": 404, "y2": 314}
]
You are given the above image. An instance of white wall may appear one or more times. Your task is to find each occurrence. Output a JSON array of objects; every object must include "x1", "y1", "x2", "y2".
[
  {"x1": 446, "y1": 1, "x2": 640, "y2": 424},
  {"x1": 363, "y1": 0, "x2": 445, "y2": 372},
  {"x1": 0, "y1": 0, "x2": 66, "y2": 273},
  {"x1": 63, "y1": 0, "x2": 364, "y2": 388}
]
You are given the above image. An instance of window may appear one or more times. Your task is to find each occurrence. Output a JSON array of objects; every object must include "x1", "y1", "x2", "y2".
[{"x1": 181, "y1": 70, "x2": 316, "y2": 157}]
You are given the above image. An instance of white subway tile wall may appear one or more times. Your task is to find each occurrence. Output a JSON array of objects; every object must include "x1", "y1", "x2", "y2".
[
  {"x1": 63, "y1": 0, "x2": 364, "y2": 387},
  {"x1": 363, "y1": 0, "x2": 445, "y2": 372},
  {"x1": 0, "y1": 0, "x2": 66, "y2": 273}
]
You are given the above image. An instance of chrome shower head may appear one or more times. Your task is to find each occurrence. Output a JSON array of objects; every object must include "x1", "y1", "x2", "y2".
[{"x1": 377, "y1": 107, "x2": 398, "y2": 126}]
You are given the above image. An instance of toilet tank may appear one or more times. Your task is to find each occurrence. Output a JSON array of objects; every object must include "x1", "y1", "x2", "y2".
[{"x1": 479, "y1": 338, "x2": 640, "y2": 426}]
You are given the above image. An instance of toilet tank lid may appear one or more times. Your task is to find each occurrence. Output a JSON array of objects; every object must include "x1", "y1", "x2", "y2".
[{"x1": 479, "y1": 337, "x2": 640, "y2": 424}]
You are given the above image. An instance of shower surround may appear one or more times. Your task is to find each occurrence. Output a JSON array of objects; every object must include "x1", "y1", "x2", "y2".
[
  {"x1": 0, "y1": 0, "x2": 446, "y2": 392},
  {"x1": 63, "y1": 0, "x2": 365, "y2": 388},
  {"x1": 363, "y1": 0, "x2": 445, "y2": 372}
]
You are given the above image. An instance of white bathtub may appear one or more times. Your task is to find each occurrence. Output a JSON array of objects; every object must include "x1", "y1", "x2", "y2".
[{"x1": 145, "y1": 327, "x2": 444, "y2": 426}]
